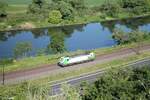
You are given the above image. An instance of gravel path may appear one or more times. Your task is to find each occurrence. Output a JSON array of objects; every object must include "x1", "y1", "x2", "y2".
[{"x1": 0, "y1": 45, "x2": 150, "y2": 85}]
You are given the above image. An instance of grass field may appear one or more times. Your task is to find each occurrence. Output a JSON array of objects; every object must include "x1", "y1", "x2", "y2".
[
  {"x1": 86, "y1": 0, "x2": 106, "y2": 7},
  {"x1": 6, "y1": 0, "x2": 104, "y2": 6},
  {"x1": 6, "y1": 5, "x2": 27, "y2": 14},
  {"x1": 6, "y1": 0, "x2": 32, "y2": 5}
]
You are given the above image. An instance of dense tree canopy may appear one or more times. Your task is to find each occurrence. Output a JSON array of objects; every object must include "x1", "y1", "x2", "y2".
[
  {"x1": 120, "y1": 0, "x2": 150, "y2": 14},
  {"x1": 28, "y1": 0, "x2": 86, "y2": 21},
  {"x1": 100, "y1": 1, "x2": 120, "y2": 17},
  {"x1": 50, "y1": 0, "x2": 75, "y2": 20},
  {"x1": 81, "y1": 66, "x2": 150, "y2": 100},
  {"x1": 28, "y1": 0, "x2": 49, "y2": 14}
]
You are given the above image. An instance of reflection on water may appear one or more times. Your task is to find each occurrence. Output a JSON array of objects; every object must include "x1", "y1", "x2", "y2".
[{"x1": 0, "y1": 16, "x2": 150, "y2": 58}]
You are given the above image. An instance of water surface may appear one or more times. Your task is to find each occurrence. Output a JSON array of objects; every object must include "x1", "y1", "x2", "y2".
[{"x1": 0, "y1": 16, "x2": 150, "y2": 58}]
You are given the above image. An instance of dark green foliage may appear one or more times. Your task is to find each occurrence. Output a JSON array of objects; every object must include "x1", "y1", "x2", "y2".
[
  {"x1": 59, "y1": 1, "x2": 74, "y2": 20},
  {"x1": 27, "y1": 0, "x2": 49, "y2": 14},
  {"x1": 49, "y1": 0, "x2": 86, "y2": 20},
  {"x1": 120, "y1": 0, "x2": 150, "y2": 14},
  {"x1": 0, "y1": 1, "x2": 8, "y2": 18},
  {"x1": 57, "y1": 1, "x2": 75, "y2": 20},
  {"x1": 81, "y1": 66, "x2": 150, "y2": 100},
  {"x1": 50, "y1": 0, "x2": 75, "y2": 20},
  {"x1": 99, "y1": 0, "x2": 121, "y2": 17},
  {"x1": 69, "y1": 0, "x2": 86, "y2": 16},
  {"x1": 14, "y1": 42, "x2": 32, "y2": 58},
  {"x1": 69, "y1": 0, "x2": 86, "y2": 10}
]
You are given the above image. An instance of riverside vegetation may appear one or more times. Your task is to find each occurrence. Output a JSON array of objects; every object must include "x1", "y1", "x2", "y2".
[
  {"x1": 1, "y1": 64, "x2": 150, "y2": 100},
  {"x1": 81, "y1": 65, "x2": 150, "y2": 100},
  {"x1": 0, "y1": 0, "x2": 150, "y2": 31}
]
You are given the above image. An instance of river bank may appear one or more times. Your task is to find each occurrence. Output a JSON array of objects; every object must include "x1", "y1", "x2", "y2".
[
  {"x1": 1, "y1": 39, "x2": 150, "y2": 73},
  {"x1": 0, "y1": 14, "x2": 150, "y2": 32}
]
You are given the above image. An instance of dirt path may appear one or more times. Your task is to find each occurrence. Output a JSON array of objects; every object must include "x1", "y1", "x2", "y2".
[{"x1": 1, "y1": 45, "x2": 150, "y2": 84}]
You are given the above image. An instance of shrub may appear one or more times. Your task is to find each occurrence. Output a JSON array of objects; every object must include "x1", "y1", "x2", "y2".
[{"x1": 48, "y1": 10, "x2": 62, "y2": 24}]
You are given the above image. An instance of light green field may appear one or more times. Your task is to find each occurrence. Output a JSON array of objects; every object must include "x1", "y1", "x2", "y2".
[
  {"x1": 5, "y1": 0, "x2": 105, "y2": 8},
  {"x1": 6, "y1": 0, "x2": 104, "y2": 6},
  {"x1": 6, "y1": 0, "x2": 32, "y2": 5},
  {"x1": 6, "y1": 5, "x2": 27, "y2": 14},
  {"x1": 86, "y1": 0, "x2": 106, "y2": 7}
]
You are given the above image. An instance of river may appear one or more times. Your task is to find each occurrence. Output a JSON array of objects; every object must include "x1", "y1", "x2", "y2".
[{"x1": 0, "y1": 16, "x2": 150, "y2": 58}]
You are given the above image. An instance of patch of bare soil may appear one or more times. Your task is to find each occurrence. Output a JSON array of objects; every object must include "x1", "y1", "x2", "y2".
[{"x1": 18, "y1": 22, "x2": 35, "y2": 29}]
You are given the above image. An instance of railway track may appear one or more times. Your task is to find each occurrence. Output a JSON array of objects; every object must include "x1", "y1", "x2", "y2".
[{"x1": 0, "y1": 44, "x2": 150, "y2": 85}]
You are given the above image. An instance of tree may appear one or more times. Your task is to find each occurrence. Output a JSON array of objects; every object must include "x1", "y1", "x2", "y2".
[
  {"x1": 0, "y1": 1, "x2": 8, "y2": 18},
  {"x1": 0, "y1": 58, "x2": 13, "y2": 85},
  {"x1": 81, "y1": 66, "x2": 150, "y2": 100},
  {"x1": 69, "y1": 0, "x2": 86, "y2": 16},
  {"x1": 69, "y1": 0, "x2": 86, "y2": 10},
  {"x1": 120, "y1": 0, "x2": 150, "y2": 14},
  {"x1": 100, "y1": 0, "x2": 121, "y2": 17},
  {"x1": 28, "y1": 0, "x2": 49, "y2": 14},
  {"x1": 14, "y1": 42, "x2": 32, "y2": 58},
  {"x1": 58, "y1": 1, "x2": 75, "y2": 20},
  {"x1": 50, "y1": 0, "x2": 75, "y2": 20},
  {"x1": 50, "y1": 0, "x2": 86, "y2": 20},
  {"x1": 129, "y1": 30, "x2": 145, "y2": 54},
  {"x1": 48, "y1": 10, "x2": 62, "y2": 24}
]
